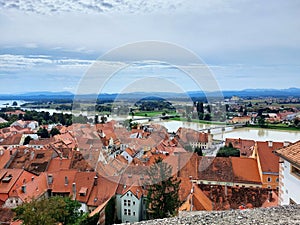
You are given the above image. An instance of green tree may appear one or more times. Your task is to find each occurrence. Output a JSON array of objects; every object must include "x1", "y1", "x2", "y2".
[
  {"x1": 194, "y1": 147, "x2": 203, "y2": 156},
  {"x1": 216, "y1": 146, "x2": 240, "y2": 157},
  {"x1": 37, "y1": 127, "x2": 50, "y2": 138},
  {"x1": 50, "y1": 127, "x2": 61, "y2": 137},
  {"x1": 12, "y1": 101, "x2": 18, "y2": 106},
  {"x1": 23, "y1": 136, "x2": 33, "y2": 145},
  {"x1": 105, "y1": 196, "x2": 116, "y2": 225},
  {"x1": 146, "y1": 158, "x2": 182, "y2": 219},
  {"x1": 13, "y1": 197, "x2": 82, "y2": 225}
]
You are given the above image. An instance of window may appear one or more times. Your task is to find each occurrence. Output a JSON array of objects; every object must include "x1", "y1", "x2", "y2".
[
  {"x1": 124, "y1": 209, "x2": 127, "y2": 215},
  {"x1": 133, "y1": 201, "x2": 135, "y2": 205},
  {"x1": 267, "y1": 177, "x2": 272, "y2": 182},
  {"x1": 276, "y1": 178, "x2": 279, "y2": 182},
  {"x1": 291, "y1": 165, "x2": 300, "y2": 178},
  {"x1": 128, "y1": 200, "x2": 131, "y2": 206},
  {"x1": 128, "y1": 209, "x2": 131, "y2": 216},
  {"x1": 133, "y1": 211, "x2": 136, "y2": 216},
  {"x1": 124, "y1": 200, "x2": 127, "y2": 206}
]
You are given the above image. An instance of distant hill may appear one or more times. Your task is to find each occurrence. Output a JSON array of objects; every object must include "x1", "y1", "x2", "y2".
[{"x1": 0, "y1": 88, "x2": 300, "y2": 101}]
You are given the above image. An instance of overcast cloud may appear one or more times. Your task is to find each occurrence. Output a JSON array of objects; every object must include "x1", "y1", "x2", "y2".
[{"x1": 0, "y1": 0, "x2": 299, "y2": 94}]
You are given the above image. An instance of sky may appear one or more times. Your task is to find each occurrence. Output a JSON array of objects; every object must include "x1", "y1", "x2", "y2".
[{"x1": 0, "y1": 0, "x2": 300, "y2": 94}]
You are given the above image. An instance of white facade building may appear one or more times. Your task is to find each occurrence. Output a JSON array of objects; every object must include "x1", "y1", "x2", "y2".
[{"x1": 275, "y1": 141, "x2": 300, "y2": 205}]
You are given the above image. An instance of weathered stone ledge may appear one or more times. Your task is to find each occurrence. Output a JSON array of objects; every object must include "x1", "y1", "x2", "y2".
[{"x1": 121, "y1": 205, "x2": 300, "y2": 225}]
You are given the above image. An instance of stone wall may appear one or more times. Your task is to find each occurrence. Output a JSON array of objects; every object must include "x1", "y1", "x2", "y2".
[{"x1": 121, "y1": 205, "x2": 300, "y2": 225}]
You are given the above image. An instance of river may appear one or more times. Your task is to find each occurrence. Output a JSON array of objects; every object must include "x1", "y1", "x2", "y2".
[
  {"x1": 3, "y1": 105, "x2": 300, "y2": 143},
  {"x1": 154, "y1": 120, "x2": 300, "y2": 143}
]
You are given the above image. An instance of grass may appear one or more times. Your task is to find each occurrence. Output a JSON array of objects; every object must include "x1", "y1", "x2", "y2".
[
  {"x1": 170, "y1": 117, "x2": 226, "y2": 125},
  {"x1": 134, "y1": 111, "x2": 177, "y2": 117}
]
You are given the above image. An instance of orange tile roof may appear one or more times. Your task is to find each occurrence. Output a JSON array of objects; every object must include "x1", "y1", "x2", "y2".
[
  {"x1": 275, "y1": 140, "x2": 300, "y2": 167},
  {"x1": 0, "y1": 148, "x2": 16, "y2": 169},
  {"x1": 0, "y1": 134, "x2": 22, "y2": 146},
  {"x1": 49, "y1": 170, "x2": 77, "y2": 194},
  {"x1": 231, "y1": 157, "x2": 261, "y2": 184},
  {"x1": 15, "y1": 172, "x2": 48, "y2": 202},
  {"x1": 256, "y1": 141, "x2": 284, "y2": 173},
  {"x1": 0, "y1": 169, "x2": 24, "y2": 196},
  {"x1": 87, "y1": 176, "x2": 119, "y2": 206},
  {"x1": 74, "y1": 171, "x2": 96, "y2": 203},
  {"x1": 47, "y1": 157, "x2": 71, "y2": 172},
  {"x1": 192, "y1": 184, "x2": 213, "y2": 211},
  {"x1": 198, "y1": 157, "x2": 234, "y2": 183}
]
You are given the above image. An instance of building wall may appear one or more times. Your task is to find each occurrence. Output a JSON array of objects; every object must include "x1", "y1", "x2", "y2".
[
  {"x1": 3, "y1": 197, "x2": 22, "y2": 208},
  {"x1": 120, "y1": 191, "x2": 141, "y2": 223},
  {"x1": 262, "y1": 173, "x2": 279, "y2": 189},
  {"x1": 279, "y1": 159, "x2": 300, "y2": 205}
]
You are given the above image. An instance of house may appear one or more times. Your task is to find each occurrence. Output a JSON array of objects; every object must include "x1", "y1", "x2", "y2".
[
  {"x1": 0, "y1": 134, "x2": 23, "y2": 148},
  {"x1": 229, "y1": 116, "x2": 251, "y2": 124},
  {"x1": 0, "y1": 169, "x2": 37, "y2": 206},
  {"x1": 274, "y1": 141, "x2": 300, "y2": 205},
  {"x1": 175, "y1": 127, "x2": 213, "y2": 150},
  {"x1": 121, "y1": 148, "x2": 136, "y2": 164},
  {"x1": 11, "y1": 120, "x2": 39, "y2": 130},
  {"x1": 73, "y1": 171, "x2": 97, "y2": 213},
  {"x1": 253, "y1": 141, "x2": 287, "y2": 189},
  {"x1": 115, "y1": 175, "x2": 147, "y2": 223},
  {"x1": 3, "y1": 173, "x2": 48, "y2": 208},
  {"x1": 225, "y1": 138, "x2": 255, "y2": 157}
]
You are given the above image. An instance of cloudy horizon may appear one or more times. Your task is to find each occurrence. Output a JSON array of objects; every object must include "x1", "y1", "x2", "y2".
[{"x1": 0, "y1": 0, "x2": 299, "y2": 94}]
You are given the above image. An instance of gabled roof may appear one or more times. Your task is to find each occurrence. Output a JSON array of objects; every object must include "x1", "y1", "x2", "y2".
[
  {"x1": 0, "y1": 148, "x2": 16, "y2": 169},
  {"x1": 0, "y1": 169, "x2": 24, "y2": 196},
  {"x1": 87, "y1": 176, "x2": 119, "y2": 207},
  {"x1": 49, "y1": 170, "x2": 77, "y2": 194},
  {"x1": 198, "y1": 157, "x2": 234, "y2": 183},
  {"x1": 47, "y1": 157, "x2": 71, "y2": 172},
  {"x1": 15, "y1": 172, "x2": 48, "y2": 202},
  {"x1": 0, "y1": 134, "x2": 22, "y2": 146},
  {"x1": 256, "y1": 141, "x2": 283, "y2": 173},
  {"x1": 74, "y1": 171, "x2": 96, "y2": 203},
  {"x1": 275, "y1": 140, "x2": 300, "y2": 167},
  {"x1": 231, "y1": 157, "x2": 261, "y2": 184}
]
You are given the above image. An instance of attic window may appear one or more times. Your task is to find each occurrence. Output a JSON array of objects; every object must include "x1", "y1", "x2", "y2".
[
  {"x1": 2, "y1": 174, "x2": 12, "y2": 183},
  {"x1": 79, "y1": 187, "x2": 88, "y2": 196}
]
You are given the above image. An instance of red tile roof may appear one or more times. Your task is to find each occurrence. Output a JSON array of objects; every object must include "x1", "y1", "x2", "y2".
[
  {"x1": 15, "y1": 173, "x2": 48, "y2": 202},
  {"x1": 256, "y1": 141, "x2": 284, "y2": 173},
  {"x1": 74, "y1": 171, "x2": 96, "y2": 203},
  {"x1": 275, "y1": 140, "x2": 300, "y2": 167},
  {"x1": 87, "y1": 176, "x2": 119, "y2": 206},
  {"x1": 47, "y1": 157, "x2": 71, "y2": 173},
  {"x1": 231, "y1": 157, "x2": 261, "y2": 184},
  {"x1": 48, "y1": 170, "x2": 77, "y2": 194}
]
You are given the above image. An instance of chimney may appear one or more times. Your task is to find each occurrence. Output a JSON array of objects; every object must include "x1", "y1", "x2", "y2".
[
  {"x1": 65, "y1": 176, "x2": 68, "y2": 186},
  {"x1": 72, "y1": 182, "x2": 76, "y2": 200},
  {"x1": 94, "y1": 175, "x2": 98, "y2": 186},
  {"x1": 268, "y1": 141, "x2": 273, "y2": 148},
  {"x1": 21, "y1": 185, "x2": 26, "y2": 193},
  {"x1": 48, "y1": 174, "x2": 53, "y2": 184}
]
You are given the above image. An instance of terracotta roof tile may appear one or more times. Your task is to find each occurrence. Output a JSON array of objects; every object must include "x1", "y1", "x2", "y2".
[
  {"x1": 231, "y1": 157, "x2": 261, "y2": 184},
  {"x1": 47, "y1": 157, "x2": 71, "y2": 172},
  {"x1": 256, "y1": 141, "x2": 284, "y2": 173},
  {"x1": 275, "y1": 140, "x2": 300, "y2": 167}
]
